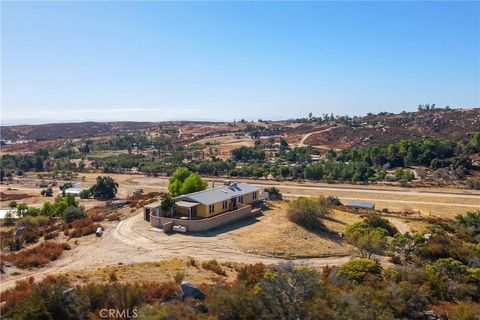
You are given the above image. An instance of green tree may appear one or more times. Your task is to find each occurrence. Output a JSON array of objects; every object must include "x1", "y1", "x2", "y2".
[
  {"x1": 181, "y1": 173, "x2": 207, "y2": 195},
  {"x1": 90, "y1": 176, "x2": 118, "y2": 200},
  {"x1": 168, "y1": 168, "x2": 207, "y2": 196},
  {"x1": 345, "y1": 222, "x2": 388, "y2": 258},
  {"x1": 160, "y1": 193, "x2": 175, "y2": 216}
]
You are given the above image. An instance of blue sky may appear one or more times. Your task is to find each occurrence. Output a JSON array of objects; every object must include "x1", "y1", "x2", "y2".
[{"x1": 1, "y1": 1, "x2": 479, "y2": 124}]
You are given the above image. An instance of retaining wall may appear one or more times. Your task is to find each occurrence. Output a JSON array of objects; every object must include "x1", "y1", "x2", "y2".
[{"x1": 150, "y1": 205, "x2": 256, "y2": 232}]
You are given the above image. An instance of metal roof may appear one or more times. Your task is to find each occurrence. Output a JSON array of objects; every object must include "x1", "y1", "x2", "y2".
[
  {"x1": 175, "y1": 182, "x2": 260, "y2": 205},
  {"x1": 346, "y1": 201, "x2": 375, "y2": 209},
  {"x1": 175, "y1": 201, "x2": 199, "y2": 208},
  {"x1": 65, "y1": 187, "x2": 82, "y2": 194},
  {"x1": 144, "y1": 201, "x2": 162, "y2": 209}
]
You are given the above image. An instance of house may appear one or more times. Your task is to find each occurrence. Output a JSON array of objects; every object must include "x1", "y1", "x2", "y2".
[
  {"x1": 345, "y1": 201, "x2": 375, "y2": 210},
  {"x1": 144, "y1": 182, "x2": 262, "y2": 232}
]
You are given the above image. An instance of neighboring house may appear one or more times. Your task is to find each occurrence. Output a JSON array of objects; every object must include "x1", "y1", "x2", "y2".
[{"x1": 144, "y1": 182, "x2": 261, "y2": 232}]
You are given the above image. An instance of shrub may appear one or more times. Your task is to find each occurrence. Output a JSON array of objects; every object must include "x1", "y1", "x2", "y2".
[
  {"x1": 173, "y1": 272, "x2": 185, "y2": 284},
  {"x1": 44, "y1": 231, "x2": 59, "y2": 240},
  {"x1": 364, "y1": 214, "x2": 398, "y2": 236},
  {"x1": 454, "y1": 210, "x2": 480, "y2": 243},
  {"x1": 236, "y1": 263, "x2": 267, "y2": 286},
  {"x1": 466, "y1": 178, "x2": 480, "y2": 190},
  {"x1": 202, "y1": 259, "x2": 226, "y2": 276},
  {"x1": 68, "y1": 218, "x2": 100, "y2": 239},
  {"x1": 287, "y1": 196, "x2": 330, "y2": 231},
  {"x1": 345, "y1": 222, "x2": 389, "y2": 258},
  {"x1": 0, "y1": 277, "x2": 36, "y2": 314},
  {"x1": 63, "y1": 206, "x2": 86, "y2": 223},
  {"x1": 2, "y1": 242, "x2": 71, "y2": 268},
  {"x1": 326, "y1": 195, "x2": 342, "y2": 206},
  {"x1": 337, "y1": 258, "x2": 382, "y2": 283},
  {"x1": 79, "y1": 189, "x2": 91, "y2": 199}
]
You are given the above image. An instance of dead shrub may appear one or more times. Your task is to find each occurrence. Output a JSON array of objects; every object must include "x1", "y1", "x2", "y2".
[
  {"x1": 106, "y1": 212, "x2": 121, "y2": 221},
  {"x1": 143, "y1": 281, "x2": 181, "y2": 303},
  {"x1": 202, "y1": 259, "x2": 226, "y2": 276},
  {"x1": 44, "y1": 231, "x2": 59, "y2": 240},
  {"x1": 187, "y1": 257, "x2": 197, "y2": 267},
  {"x1": 2, "y1": 242, "x2": 71, "y2": 268},
  {"x1": 173, "y1": 271, "x2": 185, "y2": 284},
  {"x1": 236, "y1": 263, "x2": 268, "y2": 286},
  {"x1": 68, "y1": 218, "x2": 101, "y2": 239},
  {"x1": 0, "y1": 277, "x2": 35, "y2": 313}
]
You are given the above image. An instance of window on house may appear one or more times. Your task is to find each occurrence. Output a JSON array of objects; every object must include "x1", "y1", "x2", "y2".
[
  {"x1": 209, "y1": 204, "x2": 215, "y2": 214},
  {"x1": 239, "y1": 196, "x2": 244, "y2": 203},
  {"x1": 253, "y1": 192, "x2": 257, "y2": 200},
  {"x1": 222, "y1": 200, "x2": 228, "y2": 209}
]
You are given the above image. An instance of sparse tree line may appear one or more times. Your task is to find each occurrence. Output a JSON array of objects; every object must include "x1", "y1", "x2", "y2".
[{"x1": 1, "y1": 130, "x2": 478, "y2": 187}]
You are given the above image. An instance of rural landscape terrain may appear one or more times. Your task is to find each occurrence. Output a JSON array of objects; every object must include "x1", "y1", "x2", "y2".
[{"x1": 1, "y1": 107, "x2": 480, "y2": 319}]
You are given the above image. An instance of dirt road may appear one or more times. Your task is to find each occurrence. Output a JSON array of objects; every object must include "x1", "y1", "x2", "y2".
[{"x1": 0, "y1": 212, "x2": 353, "y2": 291}]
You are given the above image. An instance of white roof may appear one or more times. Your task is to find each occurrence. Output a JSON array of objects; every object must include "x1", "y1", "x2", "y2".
[
  {"x1": 175, "y1": 201, "x2": 199, "y2": 208},
  {"x1": 175, "y1": 182, "x2": 260, "y2": 205},
  {"x1": 144, "y1": 201, "x2": 162, "y2": 209}
]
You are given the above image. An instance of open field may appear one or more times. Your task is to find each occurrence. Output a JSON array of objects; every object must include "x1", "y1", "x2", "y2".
[{"x1": 0, "y1": 206, "x2": 359, "y2": 291}]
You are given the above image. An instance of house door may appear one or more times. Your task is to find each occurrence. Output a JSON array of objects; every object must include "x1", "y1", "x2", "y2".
[
  {"x1": 231, "y1": 197, "x2": 237, "y2": 210},
  {"x1": 190, "y1": 207, "x2": 197, "y2": 218},
  {"x1": 145, "y1": 208, "x2": 150, "y2": 222}
]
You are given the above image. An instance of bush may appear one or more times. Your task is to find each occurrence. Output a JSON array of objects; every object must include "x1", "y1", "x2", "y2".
[
  {"x1": 287, "y1": 196, "x2": 330, "y2": 230},
  {"x1": 202, "y1": 259, "x2": 226, "y2": 276},
  {"x1": 79, "y1": 189, "x2": 91, "y2": 199},
  {"x1": 326, "y1": 195, "x2": 342, "y2": 206},
  {"x1": 345, "y1": 222, "x2": 389, "y2": 258},
  {"x1": 264, "y1": 187, "x2": 282, "y2": 199},
  {"x1": 364, "y1": 214, "x2": 398, "y2": 236},
  {"x1": 2, "y1": 242, "x2": 71, "y2": 268},
  {"x1": 44, "y1": 231, "x2": 59, "y2": 240},
  {"x1": 337, "y1": 258, "x2": 382, "y2": 283},
  {"x1": 63, "y1": 206, "x2": 86, "y2": 223},
  {"x1": 68, "y1": 218, "x2": 100, "y2": 238},
  {"x1": 236, "y1": 263, "x2": 267, "y2": 286},
  {"x1": 466, "y1": 178, "x2": 480, "y2": 190}
]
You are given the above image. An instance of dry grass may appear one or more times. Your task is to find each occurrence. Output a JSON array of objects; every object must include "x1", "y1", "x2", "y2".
[
  {"x1": 231, "y1": 202, "x2": 361, "y2": 258},
  {"x1": 66, "y1": 258, "x2": 237, "y2": 287}
]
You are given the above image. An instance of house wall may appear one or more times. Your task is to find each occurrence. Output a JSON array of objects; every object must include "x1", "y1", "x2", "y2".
[
  {"x1": 189, "y1": 190, "x2": 260, "y2": 218},
  {"x1": 150, "y1": 204, "x2": 257, "y2": 232}
]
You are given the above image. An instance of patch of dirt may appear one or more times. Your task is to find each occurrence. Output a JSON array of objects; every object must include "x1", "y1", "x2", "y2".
[{"x1": 0, "y1": 192, "x2": 31, "y2": 201}]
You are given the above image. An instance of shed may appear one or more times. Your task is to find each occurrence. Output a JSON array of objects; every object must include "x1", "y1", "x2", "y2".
[{"x1": 346, "y1": 201, "x2": 375, "y2": 210}]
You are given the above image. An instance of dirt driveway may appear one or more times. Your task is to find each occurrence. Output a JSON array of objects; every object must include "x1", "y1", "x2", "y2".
[{"x1": 0, "y1": 211, "x2": 353, "y2": 291}]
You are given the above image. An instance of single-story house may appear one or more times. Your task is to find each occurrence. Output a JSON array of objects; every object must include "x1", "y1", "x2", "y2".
[{"x1": 144, "y1": 182, "x2": 262, "y2": 232}]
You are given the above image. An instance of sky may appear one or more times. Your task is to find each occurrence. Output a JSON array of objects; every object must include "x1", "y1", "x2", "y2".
[{"x1": 1, "y1": 1, "x2": 479, "y2": 125}]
